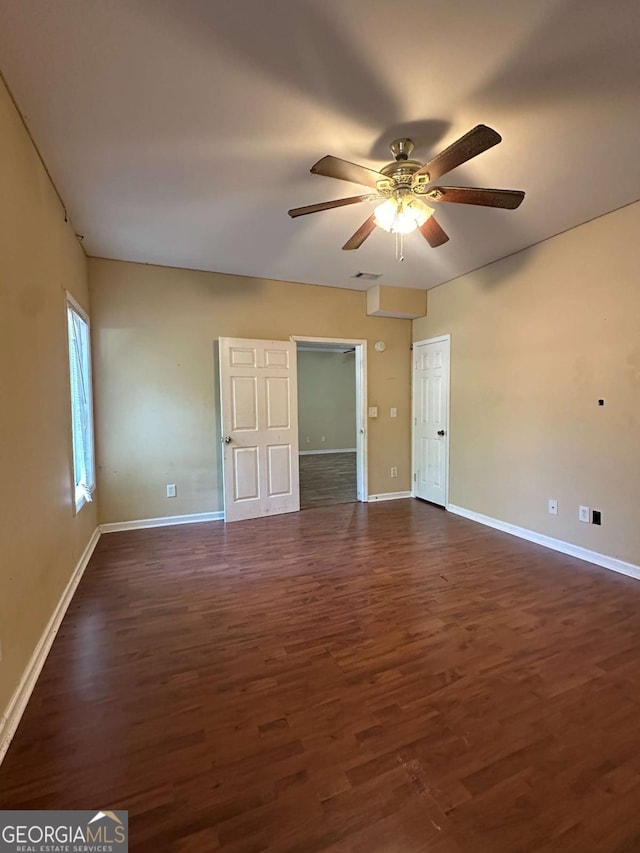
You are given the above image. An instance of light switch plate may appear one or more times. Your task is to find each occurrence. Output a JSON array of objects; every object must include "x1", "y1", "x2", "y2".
[{"x1": 368, "y1": 406, "x2": 378, "y2": 418}]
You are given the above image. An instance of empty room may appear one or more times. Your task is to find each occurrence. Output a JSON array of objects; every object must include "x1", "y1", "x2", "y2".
[{"x1": 1, "y1": 1, "x2": 639, "y2": 850}]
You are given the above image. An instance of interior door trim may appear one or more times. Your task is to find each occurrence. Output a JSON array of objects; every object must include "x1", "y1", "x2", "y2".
[
  {"x1": 411, "y1": 334, "x2": 451, "y2": 508},
  {"x1": 291, "y1": 335, "x2": 368, "y2": 502}
]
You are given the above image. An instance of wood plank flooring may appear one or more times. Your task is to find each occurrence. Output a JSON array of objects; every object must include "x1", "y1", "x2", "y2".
[
  {"x1": 299, "y1": 452, "x2": 356, "y2": 508},
  {"x1": 3, "y1": 500, "x2": 640, "y2": 851}
]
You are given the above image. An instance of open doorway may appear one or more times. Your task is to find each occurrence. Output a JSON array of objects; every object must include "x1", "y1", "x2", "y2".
[{"x1": 291, "y1": 336, "x2": 367, "y2": 508}]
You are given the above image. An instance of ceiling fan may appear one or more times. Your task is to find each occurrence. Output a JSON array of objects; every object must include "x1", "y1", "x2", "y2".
[{"x1": 288, "y1": 125, "x2": 525, "y2": 255}]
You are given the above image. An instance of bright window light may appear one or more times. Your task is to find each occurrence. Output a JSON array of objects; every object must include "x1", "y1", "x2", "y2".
[{"x1": 66, "y1": 296, "x2": 95, "y2": 513}]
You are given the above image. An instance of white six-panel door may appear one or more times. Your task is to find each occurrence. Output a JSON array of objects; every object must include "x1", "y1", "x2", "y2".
[
  {"x1": 413, "y1": 336, "x2": 450, "y2": 506},
  {"x1": 219, "y1": 337, "x2": 300, "y2": 522}
]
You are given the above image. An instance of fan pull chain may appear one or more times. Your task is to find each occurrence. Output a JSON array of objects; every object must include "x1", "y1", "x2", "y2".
[{"x1": 395, "y1": 230, "x2": 405, "y2": 262}]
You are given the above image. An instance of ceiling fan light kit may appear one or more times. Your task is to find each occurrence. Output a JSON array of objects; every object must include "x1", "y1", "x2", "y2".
[
  {"x1": 374, "y1": 193, "x2": 434, "y2": 234},
  {"x1": 288, "y1": 124, "x2": 525, "y2": 259}
]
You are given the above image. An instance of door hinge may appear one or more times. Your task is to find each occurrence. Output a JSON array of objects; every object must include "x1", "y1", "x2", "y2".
[{"x1": 413, "y1": 473, "x2": 416, "y2": 482}]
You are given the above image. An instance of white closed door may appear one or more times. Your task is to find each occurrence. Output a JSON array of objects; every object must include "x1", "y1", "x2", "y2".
[
  {"x1": 219, "y1": 337, "x2": 300, "y2": 522},
  {"x1": 413, "y1": 336, "x2": 450, "y2": 506}
]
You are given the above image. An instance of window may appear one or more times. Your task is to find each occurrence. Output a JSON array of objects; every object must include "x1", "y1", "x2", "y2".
[{"x1": 66, "y1": 295, "x2": 95, "y2": 512}]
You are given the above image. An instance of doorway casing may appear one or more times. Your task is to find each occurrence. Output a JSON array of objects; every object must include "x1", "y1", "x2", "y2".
[
  {"x1": 412, "y1": 335, "x2": 450, "y2": 507},
  {"x1": 291, "y1": 336, "x2": 368, "y2": 502}
]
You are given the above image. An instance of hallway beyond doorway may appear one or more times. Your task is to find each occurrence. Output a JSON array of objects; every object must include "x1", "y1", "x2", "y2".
[{"x1": 299, "y1": 451, "x2": 356, "y2": 508}]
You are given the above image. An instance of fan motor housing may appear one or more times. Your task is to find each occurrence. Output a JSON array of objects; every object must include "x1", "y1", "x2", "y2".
[
  {"x1": 380, "y1": 159, "x2": 422, "y2": 185},
  {"x1": 379, "y1": 137, "x2": 423, "y2": 186}
]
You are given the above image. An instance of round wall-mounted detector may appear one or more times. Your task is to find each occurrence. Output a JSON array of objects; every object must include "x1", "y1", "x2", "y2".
[{"x1": 374, "y1": 341, "x2": 386, "y2": 352}]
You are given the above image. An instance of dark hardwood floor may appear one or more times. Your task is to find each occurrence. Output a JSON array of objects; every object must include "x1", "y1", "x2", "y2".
[
  {"x1": 299, "y1": 452, "x2": 356, "y2": 509},
  {"x1": 3, "y1": 500, "x2": 640, "y2": 851}
]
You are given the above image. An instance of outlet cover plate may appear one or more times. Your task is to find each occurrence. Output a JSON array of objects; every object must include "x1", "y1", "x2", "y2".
[{"x1": 579, "y1": 505, "x2": 590, "y2": 522}]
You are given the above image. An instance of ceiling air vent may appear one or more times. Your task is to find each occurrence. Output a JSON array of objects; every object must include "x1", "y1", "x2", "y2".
[{"x1": 352, "y1": 271, "x2": 382, "y2": 281}]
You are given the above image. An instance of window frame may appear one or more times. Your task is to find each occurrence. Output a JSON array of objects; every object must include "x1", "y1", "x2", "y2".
[{"x1": 65, "y1": 292, "x2": 96, "y2": 514}]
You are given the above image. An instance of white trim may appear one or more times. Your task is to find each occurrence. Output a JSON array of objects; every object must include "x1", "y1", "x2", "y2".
[
  {"x1": 299, "y1": 448, "x2": 356, "y2": 456},
  {"x1": 296, "y1": 344, "x2": 355, "y2": 352},
  {"x1": 292, "y1": 335, "x2": 368, "y2": 502},
  {"x1": 100, "y1": 511, "x2": 224, "y2": 534},
  {"x1": 65, "y1": 292, "x2": 96, "y2": 509},
  {"x1": 290, "y1": 336, "x2": 363, "y2": 346},
  {"x1": 412, "y1": 335, "x2": 451, "y2": 508},
  {"x1": 368, "y1": 491, "x2": 413, "y2": 502},
  {"x1": 354, "y1": 342, "x2": 368, "y2": 502},
  {"x1": 447, "y1": 504, "x2": 640, "y2": 581},
  {"x1": 64, "y1": 290, "x2": 91, "y2": 324},
  {"x1": 0, "y1": 527, "x2": 101, "y2": 766}
]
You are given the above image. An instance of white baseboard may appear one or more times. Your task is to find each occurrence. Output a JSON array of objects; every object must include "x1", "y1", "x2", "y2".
[
  {"x1": 299, "y1": 448, "x2": 357, "y2": 456},
  {"x1": 368, "y1": 491, "x2": 413, "y2": 502},
  {"x1": 100, "y1": 510, "x2": 224, "y2": 534},
  {"x1": 447, "y1": 504, "x2": 640, "y2": 582},
  {"x1": 0, "y1": 527, "x2": 101, "y2": 766}
]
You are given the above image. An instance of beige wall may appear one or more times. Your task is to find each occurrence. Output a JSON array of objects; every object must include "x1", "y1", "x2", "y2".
[
  {"x1": 414, "y1": 201, "x2": 640, "y2": 565},
  {"x1": 89, "y1": 259, "x2": 412, "y2": 522},
  {"x1": 367, "y1": 284, "x2": 427, "y2": 319},
  {"x1": 298, "y1": 350, "x2": 357, "y2": 452},
  {"x1": 0, "y1": 77, "x2": 96, "y2": 716}
]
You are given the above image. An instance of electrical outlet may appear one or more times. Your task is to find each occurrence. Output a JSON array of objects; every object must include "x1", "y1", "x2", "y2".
[
  {"x1": 390, "y1": 407, "x2": 397, "y2": 418},
  {"x1": 592, "y1": 509, "x2": 602, "y2": 525},
  {"x1": 305, "y1": 436, "x2": 310, "y2": 444},
  {"x1": 321, "y1": 435, "x2": 326, "y2": 443},
  {"x1": 548, "y1": 499, "x2": 558, "y2": 515},
  {"x1": 166, "y1": 484, "x2": 177, "y2": 498},
  {"x1": 390, "y1": 466, "x2": 398, "y2": 478},
  {"x1": 579, "y1": 505, "x2": 590, "y2": 523}
]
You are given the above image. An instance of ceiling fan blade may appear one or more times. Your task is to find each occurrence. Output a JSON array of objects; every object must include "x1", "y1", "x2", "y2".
[
  {"x1": 311, "y1": 155, "x2": 387, "y2": 189},
  {"x1": 288, "y1": 194, "x2": 379, "y2": 218},
  {"x1": 415, "y1": 125, "x2": 502, "y2": 182},
  {"x1": 419, "y1": 216, "x2": 449, "y2": 248},
  {"x1": 342, "y1": 214, "x2": 377, "y2": 250},
  {"x1": 430, "y1": 186, "x2": 525, "y2": 209}
]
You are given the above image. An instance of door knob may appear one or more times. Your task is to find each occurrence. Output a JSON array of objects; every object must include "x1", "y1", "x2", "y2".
[
  {"x1": 222, "y1": 435, "x2": 232, "y2": 444},
  {"x1": 437, "y1": 429, "x2": 446, "y2": 436}
]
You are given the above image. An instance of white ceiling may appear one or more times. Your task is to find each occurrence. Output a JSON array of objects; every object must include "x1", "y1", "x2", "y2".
[{"x1": 1, "y1": 0, "x2": 639, "y2": 291}]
